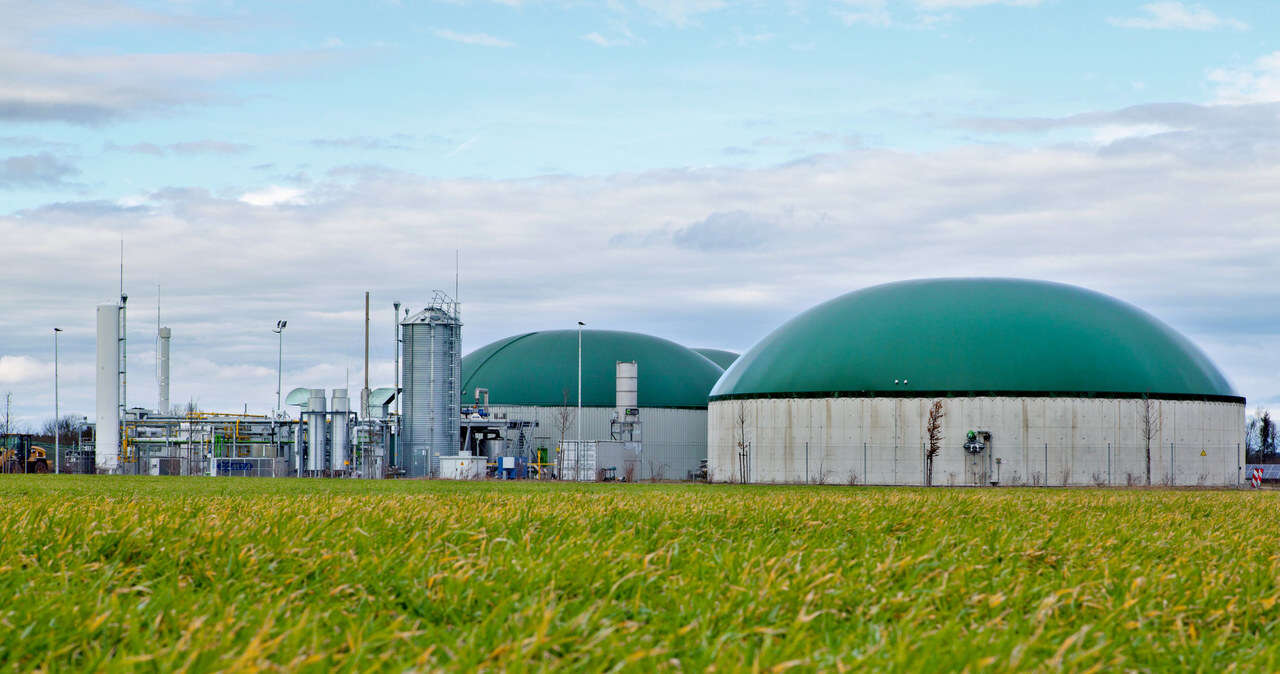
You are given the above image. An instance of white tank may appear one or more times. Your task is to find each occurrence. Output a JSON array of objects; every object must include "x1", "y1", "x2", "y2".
[
  {"x1": 157, "y1": 327, "x2": 171, "y2": 415},
  {"x1": 331, "y1": 389, "x2": 350, "y2": 471},
  {"x1": 616, "y1": 361, "x2": 638, "y2": 420},
  {"x1": 95, "y1": 304, "x2": 121, "y2": 472},
  {"x1": 305, "y1": 389, "x2": 327, "y2": 472}
]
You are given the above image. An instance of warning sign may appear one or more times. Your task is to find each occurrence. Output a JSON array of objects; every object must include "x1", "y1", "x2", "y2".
[{"x1": 1200, "y1": 449, "x2": 1207, "y2": 457}]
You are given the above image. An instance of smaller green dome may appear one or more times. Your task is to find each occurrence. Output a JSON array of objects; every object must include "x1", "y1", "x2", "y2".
[
  {"x1": 463, "y1": 330, "x2": 724, "y2": 409},
  {"x1": 693, "y1": 348, "x2": 740, "y2": 369}
]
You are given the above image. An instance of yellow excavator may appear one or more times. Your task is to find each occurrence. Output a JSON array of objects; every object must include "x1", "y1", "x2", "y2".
[{"x1": 0, "y1": 434, "x2": 50, "y2": 474}]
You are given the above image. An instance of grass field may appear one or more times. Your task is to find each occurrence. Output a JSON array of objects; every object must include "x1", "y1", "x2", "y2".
[{"x1": 2, "y1": 477, "x2": 1278, "y2": 671}]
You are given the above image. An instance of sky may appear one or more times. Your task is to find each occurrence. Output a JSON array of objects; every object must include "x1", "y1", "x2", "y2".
[{"x1": 2, "y1": 0, "x2": 1280, "y2": 427}]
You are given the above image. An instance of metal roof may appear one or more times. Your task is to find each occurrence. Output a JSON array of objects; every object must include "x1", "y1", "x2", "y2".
[
  {"x1": 369, "y1": 387, "x2": 397, "y2": 407},
  {"x1": 710, "y1": 278, "x2": 1241, "y2": 402},
  {"x1": 462, "y1": 330, "x2": 724, "y2": 409},
  {"x1": 693, "y1": 348, "x2": 740, "y2": 369},
  {"x1": 285, "y1": 387, "x2": 312, "y2": 407}
]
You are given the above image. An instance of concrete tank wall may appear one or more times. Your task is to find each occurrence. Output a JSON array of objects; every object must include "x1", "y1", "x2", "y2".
[{"x1": 708, "y1": 397, "x2": 1245, "y2": 487}]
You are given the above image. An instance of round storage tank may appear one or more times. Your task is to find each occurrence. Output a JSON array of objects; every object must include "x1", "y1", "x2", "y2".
[
  {"x1": 708, "y1": 278, "x2": 1245, "y2": 487},
  {"x1": 462, "y1": 330, "x2": 724, "y2": 480}
]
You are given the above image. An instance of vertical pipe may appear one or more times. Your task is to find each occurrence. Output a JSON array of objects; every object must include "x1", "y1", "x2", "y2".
[
  {"x1": 1045, "y1": 443, "x2": 1049, "y2": 486},
  {"x1": 805, "y1": 441, "x2": 809, "y2": 484},
  {"x1": 1108, "y1": 441, "x2": 1112, "y2": 486},
  {"x1": 53, "y1": 328, "x2": 59, "y2": 474},
  {"x1": 393, "y1": 302, "x2": 401, "y2": 469},
  {"x1": 577, "y1": 322, "x2": 583, "y2": 451},
  {"x1": 362, "y1": 291, "x2": 370, "y2": 418}
]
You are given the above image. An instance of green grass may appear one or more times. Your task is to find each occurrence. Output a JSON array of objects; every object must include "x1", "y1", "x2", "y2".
[{"x1": 1, "y1": 476, "x2": 1278, "y2": 671}]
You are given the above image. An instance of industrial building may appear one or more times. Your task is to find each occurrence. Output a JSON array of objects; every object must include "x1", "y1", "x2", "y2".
[
  {"x1": 707, "y1": 278, "x2": 1246, "y2": 487},
  {"x1": 461, "y1": 330, "x2": 724, "y2": 480}
]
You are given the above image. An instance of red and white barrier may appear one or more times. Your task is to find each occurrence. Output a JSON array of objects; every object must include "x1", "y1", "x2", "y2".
[{"x1": 1252, "y1": 468, "x2": 1263, "y2": 488}]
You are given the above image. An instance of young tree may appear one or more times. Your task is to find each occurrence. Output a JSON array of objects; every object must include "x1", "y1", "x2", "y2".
[
  {"x1": 1140, "y1": 397, "x2": 1161, "y2": 486},
  {"x1": 735, "y1": 403, "x2": 750, "y2": 484},
  {"x1": 925, "y1": 400, "x2": 945, "y2": 486},
  {"x1": 1262, "y1": 410, "x2": 1276, "y2": 461},
  {"x1": 553, "y1": 388, "x2": 575, "y2": 479}
]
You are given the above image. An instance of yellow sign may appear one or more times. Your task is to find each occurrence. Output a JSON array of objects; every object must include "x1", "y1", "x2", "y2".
[{"x1": 1200, "y1": 449, "x2": 1207, "y2": 457}]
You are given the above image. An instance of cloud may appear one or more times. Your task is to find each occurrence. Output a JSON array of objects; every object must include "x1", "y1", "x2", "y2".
[
  {"x1": 0, "y1": 48, "x2": 330, "y2": 125},
  {"x1": 0, "y1": 356, "x2": 50, "y2": 384},
  {"x1": 956, "y1": 102, "x2": 1280, "y2": 162},
  {"x1": 632, "y1": 0, "x2": 727, "y2": 26},
  {"x1": 672, "y1": 211, "x2": 777, "y2": 251},
  {"x1": 432, "y1": 29, "x2": 515, "y2": 47},
  {"x1": 309, "y1": 135, "x2": 417, "y2": 151},
  {"x1": 1108, "y1": 2, "x2": 1248, "y2": 31},
  {"x1": 1210, "y1": 52, "x2": 1280, "y2": 104},
  {"x1": 239, "y1": 185, "x2": 307, "y2": 206},
  {"x1": 105, "y1": 140, "x2": 253, "y2": 156},
  {"x1": 0, "y1": 153, "x2": 79, "y2": 189},
  {"x1": 7, "y1": 139, "x2": 1280, "y2": 420}
]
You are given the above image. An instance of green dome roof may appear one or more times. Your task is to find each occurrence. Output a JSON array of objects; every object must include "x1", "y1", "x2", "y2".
[
  {"x1": 463, "y1": 330, "x2": 725, "y2": 409},
  {"x1": 693, "y1": 348, "x2": 740, "y2": 369},
  {"x1": 711, "y1": 278, "x2": 1240, "y2": 402}
]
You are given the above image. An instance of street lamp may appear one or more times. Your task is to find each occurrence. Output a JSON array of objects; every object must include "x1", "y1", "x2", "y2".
[
  {"x1": 576, "y1": 321, "x2": 584, "y2": 456},
  {"x1": 53, "y1": 327, "x2": 61, "y2": 474},
  {"x1": 272, "y1": 320, "x2": 287, "y2": 414}
]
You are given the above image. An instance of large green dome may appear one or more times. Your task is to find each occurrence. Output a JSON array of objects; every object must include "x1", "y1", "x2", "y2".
[
  {"x1": 710, "y1": 278, "x2": 1240, "y2": 402},
  {"x1": 463, "y1": 330, "x2": 724, "y2": 409},
  {"x1": 692, "y1": 348, "x2": 740, "y2": 369}
]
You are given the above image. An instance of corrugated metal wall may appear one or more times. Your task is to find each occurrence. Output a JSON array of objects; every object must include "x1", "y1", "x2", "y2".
[{"x1": 486, "y1": 405, "x2": 707, "y2": 481}]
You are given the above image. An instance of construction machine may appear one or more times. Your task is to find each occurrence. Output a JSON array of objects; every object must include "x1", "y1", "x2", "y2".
[{"x1": 0, "y1": 434, "x2": 50, "y2": 473}]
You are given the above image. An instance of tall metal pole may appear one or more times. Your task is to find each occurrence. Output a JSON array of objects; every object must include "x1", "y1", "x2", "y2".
[
  {"x1": 363, "y1": 291, "x2": 370, "y2": 418},
  {"x1": 577, "y1": 322, "x2": 584, "y2": 451},
  {"x1": 273, "y1": 320, "x2": 287, "y2": 413},
  {"x1": 54, "y1": 328, "x2": 61, "y2": 474}
]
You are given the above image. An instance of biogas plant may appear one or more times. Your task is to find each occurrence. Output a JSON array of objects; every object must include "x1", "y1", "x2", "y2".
[{"x1": 85, "y1": 278, "x2": 1247, "y2": 486}]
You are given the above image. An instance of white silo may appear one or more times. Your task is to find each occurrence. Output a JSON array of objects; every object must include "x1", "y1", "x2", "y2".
[{"x1": 95, "y1": 304, "x2": 121, "y2": 473}]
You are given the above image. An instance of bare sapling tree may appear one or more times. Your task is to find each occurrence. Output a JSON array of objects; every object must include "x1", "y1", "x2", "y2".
[
  {"x1": 736, "y1": 403, "x2": 750, "y2": 484},
  {"x1": 1140, "y1": 397, "x2": 1161, "y2": 486},
  {"x1": 925, "y1": 400, "x2": 945, "y2": 486},
  {"x1": 554, "y1": 388, "x2": 575, "y2": 479}
]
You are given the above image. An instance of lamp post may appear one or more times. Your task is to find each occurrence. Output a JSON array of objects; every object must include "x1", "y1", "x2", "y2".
[
  {"x1": 576, "y1": 322, "x2": 584, "y2": 454},
  {"x1": 54, "y1": 327, "x2": 62, "y2": 474},
  {"x1": 272, "y1": 320, "x2": 287, "y2": 413}
]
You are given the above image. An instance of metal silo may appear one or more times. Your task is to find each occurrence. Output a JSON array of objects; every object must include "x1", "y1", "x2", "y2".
[
  {"x1": 304, "y1": 389, "x2": 327, "y2": 473},
  {"x1": 400, "y1": 293, "x2": 461, "y2": 477},
  {"x1": 331, "y1": 389, "x2": 351, "y2": 472}
]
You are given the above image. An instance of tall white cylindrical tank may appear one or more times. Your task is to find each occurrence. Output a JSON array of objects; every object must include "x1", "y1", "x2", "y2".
[
  {"x1": 95, "y1": 304, "x2": 121, "y2": 473},
  {"x1": 331, "y1": 389, "x2": 350, "y2": 471},
  {"x1": 157, "y1": 327, "x2": 171, "y2": 415},
  {"x1": 616, "y1": 361, "x2": 638, "y2": 419},
  {"x1": 305, "y1": 389, "x2": 327, "y2": 473}
]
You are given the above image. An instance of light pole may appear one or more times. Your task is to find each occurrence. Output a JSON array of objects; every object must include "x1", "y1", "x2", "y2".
[
  {"x1": 53, "y1": 327, "x2": 61, "y2": 474},
  {"x1": 576, "y1": 322, "x2": 584, "y2": 455},
  {"x1": 273, "y1": 320, "x2": 287, "y2": 414}
]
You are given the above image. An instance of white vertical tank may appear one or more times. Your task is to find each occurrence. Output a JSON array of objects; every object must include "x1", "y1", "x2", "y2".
[
  {"x1": 616, "y1": 361, "x2": 638, "y2": 419},
  {"x1": 95, "y1": 304, "x2": 121, "y2": 472},
  {"x1": 331, "y1": 389, "x2": 350, "y2": 471},
  {"x1": 157, "y1": 327, "x2": 171, "y2": 415},
  {"x1": 305, "y1": 389, "x2": 327, "y2": 473}
]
